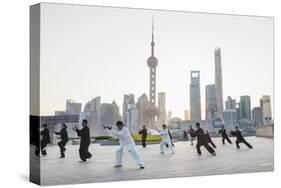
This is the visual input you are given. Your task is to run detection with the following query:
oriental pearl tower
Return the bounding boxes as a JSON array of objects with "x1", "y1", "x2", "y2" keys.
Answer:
[{"x1": 145, "y1": 17, "x2": 158, "y2": 128}]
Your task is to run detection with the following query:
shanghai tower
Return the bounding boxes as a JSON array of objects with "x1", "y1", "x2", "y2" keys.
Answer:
[{"x1": 214, "y1": 47, "x2": 224, "y2": 117}]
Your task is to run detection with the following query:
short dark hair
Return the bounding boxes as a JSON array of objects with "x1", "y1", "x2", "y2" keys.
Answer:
[
  {"x1": 82, "y1": 119, "x2": 88, "y2": 124},
  {"x1": 235, "y1": 126, "x2": 239, "y2": 129},
  {"x1": 116, "y1": 121, "x2": 123, "y2": 126},
  {"x1": 43, "y1": 124, "x2": 48, "y2": 127},
  {"x1": 62, "y1": 123, "x2": 67, "y2": 128},
  {"x1": 195, "y1": 122, "x2": 200, "y2": 127}
]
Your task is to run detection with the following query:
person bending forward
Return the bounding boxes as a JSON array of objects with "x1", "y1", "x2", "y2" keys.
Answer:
[{"x1": 231, "y1": 126, "x2": 253, "y2": 149}]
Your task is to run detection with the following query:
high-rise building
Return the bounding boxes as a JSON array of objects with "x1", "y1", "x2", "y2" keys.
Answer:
[
  {"x1": 123, "y1": 94, "x2": 135, "y2": 123},
  {"x1": 136, "y1": 93, "x2": 149, "y2": 127},
  {"x1": 214, "y1": 47, "x2": 224, "y2": 117},
  {"x1": 184, "y1": 110, "x2": 190, "y2": 120},
  {"x1": 223, "y1": 109, "x2": 238, "y2": 129},
  {"x1": 144, "y1": 18, "x2": 158, "y2": 128},
  {"x1": 190, "y1": 70, "x2": 201, "y2": 121},
  {"x1": 240, "y1": 96, "x2": 251, "y2": 120},
  {"x1": 84, "y1": 96, "x2": 101, "y2": 136},
  {"x1": 225, "y1": 96, "x2": 236, "y2": 110},
  {"x1": 125, "y1": 104, "x2": 139, "y2": 134},
  {"x1": 66, "y1": 99, "x2": 81, "y2": 115},
  {"x1": 157, "y1": 92, "x2": 167, "y2": 126},
  {"x1": 260, "y1": 95, "x2": 272, "y2": 125},
  {"x1": 252, "y1": 107, "x2": 263, "y2": 127},
  {"x1": 205, "y1": 84, "x2": 217, "y2": 120},
  {"x1": 100, "y1": 101, "x2": 122, "y2": 131}
]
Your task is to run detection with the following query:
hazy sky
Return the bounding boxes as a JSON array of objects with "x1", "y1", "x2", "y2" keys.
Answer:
[{"x1": 40, "y1": 3, "x2": 274, "y2": 118}]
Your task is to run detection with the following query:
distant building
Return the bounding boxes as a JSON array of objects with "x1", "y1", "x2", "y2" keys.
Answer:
[
  {"x1": 223, "y1": 109, "x2": 238, "y2": 129},
  {"x1": 125, "y1": 104, "x2": 139, "y2": 134},
  {"x1": 212, "y1": 116, "x2": 225, "y2": 129},
  {"x1": 83, "y1": 96, "x2": 102, "y2": 136},
  {"x1": 214, "y1": 47, "x2": 224, "y2": 117},
  {"x1": 123, "y1": 94, "x2": 135, "y2": 123},
  {"x1": 190, "y1": 70, "x2": 201, "y2": 121},
  {"x1": 205, "y1": 84, "x2": 217, "y2": 120},
  {"x1": 240, "y1": 96, "x2": 251, "y2": 120},
  {"x1": 157, "y1": 92, "x2": 167, "y2": 127},
  {"x1": 55, "y1": 99, "x2": 81, "y2": 116},
  {"x1": 136, "y1": 93, "x2": 149, "y2": 127},
  {"x1": 184, "y1": 110, "x2": 190, "y2": 120},
  {"x1": 252, "y1": 107, "x2": 263, "y2": 127},
  {"x1": 66, "y1": 99, "x2": 81, "y2": 115},
  {"x1": 225, "y1": 96, "x2": 236, "y2": 110},
  {"x1": 260, "y1": 95, "x2": 272, "y2": 125},
  {"x1": 99, "y1": 101, "x2": 122, "y2": 135}
]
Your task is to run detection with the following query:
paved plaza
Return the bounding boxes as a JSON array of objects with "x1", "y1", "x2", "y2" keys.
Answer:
[{"x1": 40, "y1": 137, "x2": 273, "y2": 185}]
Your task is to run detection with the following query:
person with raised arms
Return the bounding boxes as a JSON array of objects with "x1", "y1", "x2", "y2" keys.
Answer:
[{"x1": 103, "y1": 121, "x2": 145, "y2": 169}]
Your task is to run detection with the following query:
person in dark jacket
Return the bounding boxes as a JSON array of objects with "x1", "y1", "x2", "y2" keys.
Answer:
[
  {"x1": 138, "y1": 125, "x2": 148, "y2": 148},
  {"x1": 73, "y1": 119, "x2": 92, "y2": 162},
  {"x1": 54, "y1": 123, "x2": 69, "y2": 158},
  {"x1": 231, "y1": 126, "x2": 253, "y2": 149},
  {"x1": 218, "y1": 125, "x2": 232, "y2": 145},
  {"x1": 41, "y1": 124, "x2": 50, "y2": 156},
  {"x1": 205, "y1": 130, "x2": 216, "y2": 148},
  {"x1": 190, "y1": 123, "x2": 216, "y2": 156}
]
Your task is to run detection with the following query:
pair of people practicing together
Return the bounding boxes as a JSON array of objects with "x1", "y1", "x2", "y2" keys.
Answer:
[{"x1": 218, "y1": 125, "x2": 253, "y2": 149}]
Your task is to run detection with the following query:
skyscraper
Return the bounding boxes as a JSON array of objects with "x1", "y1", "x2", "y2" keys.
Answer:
[
  {"x1": 240, "y1": 96, "x2": 251, "y2": 120},
  {"x1": 260, "y1": 95, "x2": 272, "y2": 125},
  {"x1": 136, "y1": 93, "x2": 149, "y2": 127},
  {"x1": 223, "y1": 109, "x2": 238, "y2": 129},
  {"x1": 123, "y1": 94, "x2": 135, "y2": 123},
  {"x1": 205, "y1": 84, "x2": 217, "y2": 120},
  {"x1": 225, "y1": 96, "x2": 236, "y2": 110},
  {"x1": 157, "y1": 92, "x2": 167, "y2": 126},
  {"x1": 66, "y1": 99, "x2": 81, "y2": 115},
  {"x1": 125, "y1": 104, "x2": 139, "y2": 134},
  {"x1": 214, "y1": 47, "x2": 224, "y2": 117},
  {"x1": 252, "y1": 107, "x2": 263, "y2": 127},
  {"x1": 190, "y1": 70, "x2": 201, "y2": 121}
]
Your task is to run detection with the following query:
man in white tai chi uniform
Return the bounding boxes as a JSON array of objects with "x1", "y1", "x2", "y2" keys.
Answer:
[
  {"x1": 158, "y1": 124, "x2": 175, "y2": 154},
  {"x1": 103, "y1": 121, "x2": 145, "y2": 169}
]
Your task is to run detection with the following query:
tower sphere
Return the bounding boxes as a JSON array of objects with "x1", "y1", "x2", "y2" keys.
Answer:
[{"x1": 147, "y1": 56, "x2": 158, "y2": 67}]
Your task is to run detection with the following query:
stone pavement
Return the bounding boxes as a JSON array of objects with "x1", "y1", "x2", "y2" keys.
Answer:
[{"x1": 40, "y1": 137, "x2": 273, "y2": 185}]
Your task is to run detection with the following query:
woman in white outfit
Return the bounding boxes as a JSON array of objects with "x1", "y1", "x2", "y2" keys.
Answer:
[
  {"x1": 103, "y1": 121, "x2": 145, "y2": 169},
  {"x1": 158, "y1": 124, "x2": 175, "y2": 154}
]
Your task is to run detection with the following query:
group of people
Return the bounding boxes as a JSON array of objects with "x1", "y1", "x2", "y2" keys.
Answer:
[{"x1": 38, "y1": 120, "x2": 253, "y2": 170}]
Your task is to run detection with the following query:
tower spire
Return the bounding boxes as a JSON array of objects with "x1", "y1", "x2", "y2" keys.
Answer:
[{"x1": 151, "y1": 16, "x2": 155, "y2": 56}]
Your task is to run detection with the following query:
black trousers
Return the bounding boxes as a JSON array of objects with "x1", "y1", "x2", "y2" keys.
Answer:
[
  {"x1": 222, "y1": 136, "x2": 232, "y2": 144},
  {"x1": 236, "y1": 139, "x2": 253, "y2": 149},
  {"x1": 41, "y1": 141, "x2": 48, "y2": 155},
  {"x1": 141, "y1": 137, "x2": 147, "y2": 148},
  {"x1": 79, "y1": 143, "x2": 92, "y2": 161},
  {"x1": 196, "y1": 142, "x2": 215, "y2": 155},
  {"x1": 58, "y1": 140, "x2": 68, "y2": 157},
  {"x1": 208, "y1": 141, "x2": 216, "y2": 148}
]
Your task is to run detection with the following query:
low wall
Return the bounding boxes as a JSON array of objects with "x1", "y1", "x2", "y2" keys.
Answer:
[{"x1": 256, "y1": 124, "x2": 274, "y2": 138}]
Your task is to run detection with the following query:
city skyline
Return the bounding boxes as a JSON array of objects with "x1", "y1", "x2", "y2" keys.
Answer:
[{"x1": 39, "y1": 3, "x2": 274, "y2": 118}]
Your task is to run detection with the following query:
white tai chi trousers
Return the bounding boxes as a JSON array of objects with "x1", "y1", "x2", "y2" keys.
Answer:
[
  {"x1": 160, "y1": 141, "x2": 175, "y2": 153},
  {"x1": 115, "y1": 144, "x2": 144, "y2": 166}
]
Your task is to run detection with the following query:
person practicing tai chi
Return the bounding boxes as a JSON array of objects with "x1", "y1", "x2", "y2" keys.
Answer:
[
  {"x1": 138, "y1": 125, "x2": 148, "y2": 148},
  {"x1": 73, "y1": 119, "x2": 92, "y2": 162},
  {"x1": 230, "y1": 126, "x2": 253, "y2": 149},
  {"x1": 103, "y1": 121, "x2": 145, "y2": 169},
  {"x1": 54, "y1": 123, "x2": 69, "y2": 158},
  {"x1": 190, "y1": 123, "x2": 216, "y2": 156},
  {"x1": 205, "y1": 130, "x2": 216, "y2": 149},
  {"x1": 41, "y1": 124, "x2": 50, "y2": 156},
  {"x1": 218, "y1": 125, "x2": 232, "y2": 145},
  {"x1": 158, "y1": 124, "x2": 175, "y2": 154},
  {"x1": 187, "y1": 125, "x2": 195, "y2": 145}
]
